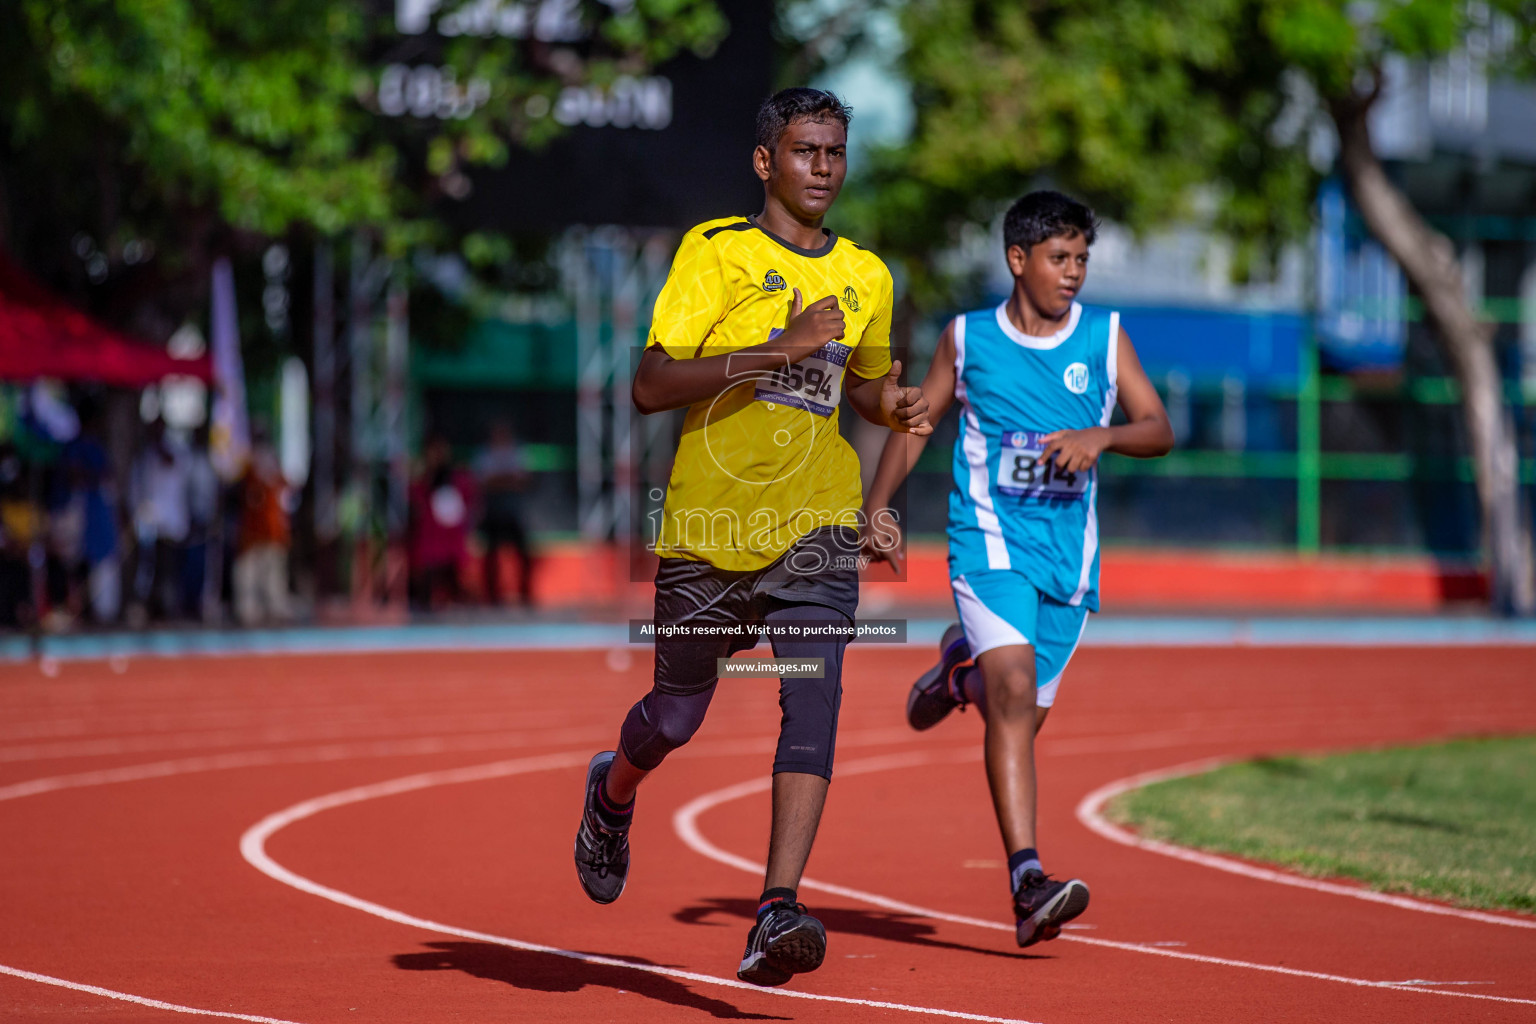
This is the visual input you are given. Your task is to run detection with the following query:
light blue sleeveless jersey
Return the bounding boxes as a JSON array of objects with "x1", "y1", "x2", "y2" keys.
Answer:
[{"x1": 946, "y1": 302, "x2": 1120, "y2": 611}]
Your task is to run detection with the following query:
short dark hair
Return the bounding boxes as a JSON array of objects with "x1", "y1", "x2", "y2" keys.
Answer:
[
  {"x1": 1003, "y1": 191, "x2": 1099, "y2": 253},
  {"x1": 754, "y1": 88, "x2": 851, "y2": 152}
]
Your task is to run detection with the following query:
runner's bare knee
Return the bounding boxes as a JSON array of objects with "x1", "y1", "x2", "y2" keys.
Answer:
[{"x1": 983, "y1": 651, "x2": 1038, "y2": 720}]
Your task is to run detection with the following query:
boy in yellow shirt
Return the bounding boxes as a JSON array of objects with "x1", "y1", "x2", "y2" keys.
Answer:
[{"x1": 573, "y1": 87, "x2": 929, "y2": 986}]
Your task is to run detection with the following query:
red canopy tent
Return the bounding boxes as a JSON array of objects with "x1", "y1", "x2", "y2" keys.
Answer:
[{"x1": 0, "y1": 253, "x2": 212, "y2": 386}]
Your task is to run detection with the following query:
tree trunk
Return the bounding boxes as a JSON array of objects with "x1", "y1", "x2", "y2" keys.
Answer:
[{"x1": 1330, "y1": 86, "x2": 1535, "y2": 615}]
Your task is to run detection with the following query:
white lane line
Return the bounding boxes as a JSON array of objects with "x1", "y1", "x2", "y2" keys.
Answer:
[
  {"x1": 0, "y1": 725, "x2": 921, "y2": 805},
  {"x1": 0, "y1": 963, "x2": 309, "y2": 1023},
  {"x1": 0, "y1": 714, "x2": 592, "y2": 764},
  {"x1": 1075, "y1": 759, "x2": 1536, "y2": 930},
  {"x1": 0, "y1": 727, "x2": 907, "y2": 1022},
  {"x1": 671, "y1": 750, "x2": 1536, "y2": 1009},
  {"x1": 0, "y1": 734, "x2": 612, "y2": 802},
  {"x1": 0, "y1": 705, "x2": 579, "y2": 744},
  {"x1": 238, "y1": 751, "x2": 1045, "y2": 1024},
  {"x1": 10, "y1": 728, "x2": 1527, "y2": 1015}
]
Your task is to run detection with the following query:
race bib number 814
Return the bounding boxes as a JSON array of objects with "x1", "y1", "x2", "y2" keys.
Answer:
[{"x1": 996, "y1": 429, "x2": 1089, "y2": 499}]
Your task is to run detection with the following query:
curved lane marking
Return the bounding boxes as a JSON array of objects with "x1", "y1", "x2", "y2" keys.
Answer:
[
  {"x1": 0, "y1": 725, "x2": 920, "y2": 805},
  {"x1": 8, "y1": 727, "x2": 1531, "y2": 1017},
  {"x1": 0, "y1": 963, "x2": 309, "y2": 1023},
  {"x1": 238, "y1": 750, "x2": 1045, "y2": 1024},
  {"x1": 1075, "y1": 758, "x2": 1536, "y2": 930},
  {"x1": 672, "y1": 749, "x2": 1536, "y2": 1009},
  {"x1": 0, "y1": 735, "x2": 611, "y2": 802},
  {"x1": 0, "y1": 730, "x2": 916, "y2": 1022},
  {"x1": 0, "y1": 719, "x2": 603, "y2": 764}
]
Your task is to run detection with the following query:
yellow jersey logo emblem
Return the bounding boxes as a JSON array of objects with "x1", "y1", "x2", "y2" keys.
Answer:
[
  {"x1": 763, "y1": 269, "x2": 787, "y2": 292},
  {"x1": 842, "y1": 286, "x2": 860, "y2": 312}
]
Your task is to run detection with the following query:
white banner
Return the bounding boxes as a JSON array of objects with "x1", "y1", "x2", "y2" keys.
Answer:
[{"x1": 209, "y1": 257, "x2": 250, "y2": 481}]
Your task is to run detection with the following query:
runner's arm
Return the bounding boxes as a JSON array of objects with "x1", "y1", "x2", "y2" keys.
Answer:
[
  {"x1": 632, "y1": 291, "x2": 846, "y2": 414},
  {"x1": 843, "y1": 271, "x2": 928, "y2": 432},
  {"x1": 1040, "y1": 327, "x2": 1174, "y2": 472},
  {"x1": 844, "y1": 360, "x2": 931, "y2": 434},
  {"x1": 1106, "y1": 327, "x2": 1175, "y2": 457},
  {"x1": 860, "y1": 322, "x2": 960, "y2": 571}
]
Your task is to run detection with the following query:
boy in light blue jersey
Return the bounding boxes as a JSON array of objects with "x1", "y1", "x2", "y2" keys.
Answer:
[{"x1": 863, "y1": 191, "x2": 1174, "y2": 947}]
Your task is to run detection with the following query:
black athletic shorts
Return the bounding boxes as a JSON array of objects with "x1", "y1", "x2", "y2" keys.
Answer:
[{"x1": 651, "y1": 525, "x2": 860, "y2": 696}]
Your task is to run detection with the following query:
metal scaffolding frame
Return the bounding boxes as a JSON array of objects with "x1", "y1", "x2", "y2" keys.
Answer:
[
  {"x1": 309, "y1": 227, "x2": 676, "y2": 606},
  {"x1": 308, "y1": 233, "x2": 410, "y2": 608},
  {"x1": 560, "y1": 227, "x2": 677, "y2": 587}
]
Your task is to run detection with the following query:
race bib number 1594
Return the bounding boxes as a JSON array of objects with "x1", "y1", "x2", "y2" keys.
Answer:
[{"x1": 753, "y1": 338, "x2": 850, "y2": 418}]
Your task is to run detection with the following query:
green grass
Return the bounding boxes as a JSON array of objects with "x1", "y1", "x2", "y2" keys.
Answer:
[{"x1": 1107, "y1": 736, "x2": 1536, "y2": 914}]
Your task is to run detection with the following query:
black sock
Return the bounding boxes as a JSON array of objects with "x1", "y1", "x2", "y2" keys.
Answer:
[
  {"x1": 758, "y1": 887, "x2": 797, "y2": 916},
  {"x1": 1008, "y1": 848, "x2": 1042, "y2": 891},
  {"x1": 591, "y1": 769, "x2": 634, "y2": 832}
]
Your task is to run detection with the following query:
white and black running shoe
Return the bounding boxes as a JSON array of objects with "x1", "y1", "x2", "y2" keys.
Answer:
[
  {"x1": 906, "y1": 623, "x2": 972, "y2": 731},
  {"x1": 1013, "y1": 869, "x2": 1090, "y2": 947},
  {"x1": 573, "y1": 751, "x2": 630, "y2": 905},
  {"x1": 737, "y1": 900, "x2": 827, "y2": 987}
]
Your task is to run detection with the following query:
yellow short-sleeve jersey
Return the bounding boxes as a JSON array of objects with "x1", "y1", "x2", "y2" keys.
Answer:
[{"x1": 648, "y1": 215, "x2": 894, "y2": 571}]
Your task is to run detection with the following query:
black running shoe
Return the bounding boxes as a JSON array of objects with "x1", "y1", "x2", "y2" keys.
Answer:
[
  {"x1": 1013, "y1": 869, "x2": 1090, "y2": 947},
  {"x1": 573, "y1": 751, "x2": 630, "y2": 905},
  {"x1": 906, "y1": 623, "x2": 971, "y2": 731},
  {"x1": 737, "y1": 900, "x2": 827, "y2": 987}
]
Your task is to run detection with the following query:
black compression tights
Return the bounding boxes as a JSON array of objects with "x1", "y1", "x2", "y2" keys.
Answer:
[{"x1": 618, "y1": 603, "x2": 848, "y2": 780}]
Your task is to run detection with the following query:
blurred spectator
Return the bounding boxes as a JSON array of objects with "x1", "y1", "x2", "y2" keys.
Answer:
[
  {"x1": 23, "y1": 383, "x2": 87, "y2": 629},
  {"x1": 409, "y1": 434, "x2": 476, "y2": 610},
  {"x1": 0, "y1": 446, "x2": 37, "y2": 627},
  {"x1": 39, "y1": 452, "x2": 80, "y2": 632},
  {"x1": 129, "y1": 419, "x2": 191, "y2": 622},
  {"x1": 475, "y1": 420, "x2": 536, "y2": 607},
  {"x1": 233, "y1": 430, "x2": 291, "y2": 626},
  {"x1": 183, "y1": 424, "x2": 221, "y2": 621},
  {"x1": 58, "y1": 423, "x2": 122, "y2": 624}
]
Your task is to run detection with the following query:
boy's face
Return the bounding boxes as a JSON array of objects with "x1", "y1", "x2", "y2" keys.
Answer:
[
  {"x1": 754, "y1": 116, "x2": 847, "y2": 222},
  {"x1": 1007, "y1": 231, "x2": 1089, "y2": 319}
]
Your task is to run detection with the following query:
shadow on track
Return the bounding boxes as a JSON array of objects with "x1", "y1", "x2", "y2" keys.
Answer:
[
  {"x1": 392, "y1": 941, "x2": 788, "y2": 1020},
  {"x1": 675, "y1": 898, "x2": 1048, "y2": 961}
]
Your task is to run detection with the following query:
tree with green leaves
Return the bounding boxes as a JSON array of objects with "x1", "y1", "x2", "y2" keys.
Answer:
[
  {"x1": 794, "y1": 0, "x2": 1536, "y2": 614},
  {"x1": 0, "y1": 0, "x2": 726, "y2": 336}
]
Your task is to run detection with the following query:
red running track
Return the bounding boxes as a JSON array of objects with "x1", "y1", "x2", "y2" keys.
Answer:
[{"x1": 1, "y1": 646, "x2": 1534, "y2": 1023}]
